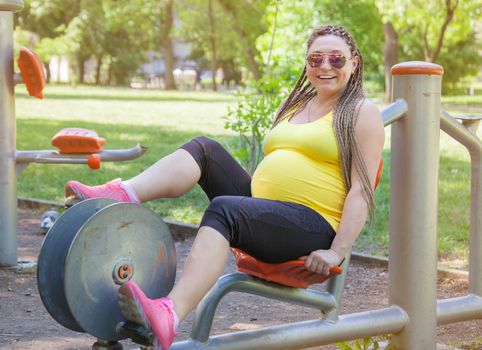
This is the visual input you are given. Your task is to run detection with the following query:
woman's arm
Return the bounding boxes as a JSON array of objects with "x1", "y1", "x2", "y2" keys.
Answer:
[{"x1": 303, "y1": 101, "x2": 385, "y2": 275}]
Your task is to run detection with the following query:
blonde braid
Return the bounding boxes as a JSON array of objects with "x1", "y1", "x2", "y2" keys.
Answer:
[{"x1": 273, "y1": 25, "x2": 375, "y2": 223}]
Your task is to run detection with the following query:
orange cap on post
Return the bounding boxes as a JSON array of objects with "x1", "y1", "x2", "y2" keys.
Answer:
[{"x1": 391, "y1": 61, "x2": 444, "y2": 76}]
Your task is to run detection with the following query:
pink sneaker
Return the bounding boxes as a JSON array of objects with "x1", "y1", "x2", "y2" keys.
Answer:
[
  {"x1": 118, "y1": 281, "x2": 178, "y2": 350},
  {"x1": 64, "y1": 178, "x2": 140, "y2": 203}
]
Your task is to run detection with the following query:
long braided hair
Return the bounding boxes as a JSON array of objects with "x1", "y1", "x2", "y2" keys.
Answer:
[{"x1": 272, "y1": 25, "x2": 375, "y2": 222}]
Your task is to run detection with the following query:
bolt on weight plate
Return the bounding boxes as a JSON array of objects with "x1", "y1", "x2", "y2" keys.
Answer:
[
  {"x1": 112, "y1": 258, "x2": 134, "y2": 285},
  {"x1": 63, "y1": 202, "x2": 176, "y2": 341},
  {"x1": 37, "y1": 198, "x2": 117, "y2": 332}
]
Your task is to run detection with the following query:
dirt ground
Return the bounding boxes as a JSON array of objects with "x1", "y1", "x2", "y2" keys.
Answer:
[{"x1": 0, "y1": 207, "x2": 481, "y2": 350}]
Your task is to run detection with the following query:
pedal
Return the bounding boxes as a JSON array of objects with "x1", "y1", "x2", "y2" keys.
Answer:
[{"x1": 116, "y1": 321, "x2": 154, "y2": 346}]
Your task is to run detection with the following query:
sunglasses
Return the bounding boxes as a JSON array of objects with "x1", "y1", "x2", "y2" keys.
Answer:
[{"x1": 306, "y1": 52, "x2": 350, "y2": 69}]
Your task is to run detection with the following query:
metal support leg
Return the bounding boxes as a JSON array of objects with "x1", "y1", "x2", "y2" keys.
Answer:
[
  {"x1": 92, "y1": 339, "x2": 122, "y2": 350},
  {"x1": 389, "y1": 62, "x2": 443, "y2": 349},
  {"x1": 324, "y1": 251, "x2": 351, "y2": 321},
  {"x1": 0, "y1": 6, "x2": 20, "y2": 267}
]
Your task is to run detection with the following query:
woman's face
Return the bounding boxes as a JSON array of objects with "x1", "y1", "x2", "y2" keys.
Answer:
[{"x1": 306, "y1": 35, "x2": 358, "y2": 97}]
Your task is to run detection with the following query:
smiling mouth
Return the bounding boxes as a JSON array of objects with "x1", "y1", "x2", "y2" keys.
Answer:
[{"x1": 317, "y1": 75, "x2": 336, "y2": 80}]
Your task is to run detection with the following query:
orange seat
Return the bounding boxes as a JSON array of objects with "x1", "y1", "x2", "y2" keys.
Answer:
[
  {"x1": 374, "y1": 158, "x2": 384, "y2": 191},
  {"x1": 233, "y1": 158, "x2": 384, "y2": 288},
  {"x1": 232, "y1": 249, "x2": 342, "y2": 288},
  {"x1": 17, "y1": 47, "x2": 46, "y2": 99},
  {"x1": 51, "y1": 128, "x2": 106, "y2": 154}
]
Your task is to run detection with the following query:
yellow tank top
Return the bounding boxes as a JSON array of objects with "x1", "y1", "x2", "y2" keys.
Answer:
[{"x1": 251, "y1": 110, "x2": 346, "y2": 231}]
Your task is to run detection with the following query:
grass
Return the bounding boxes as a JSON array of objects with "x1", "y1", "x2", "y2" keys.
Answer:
[
  {"x1": 16, "y1": 85, "x2": 238, "y2": 224},
  {"x1": 441, "y1": 95, "x2": 482, "y2": 107},
  {"x1": 15, "y1": 84, "x2": 481, "y2": 269}
]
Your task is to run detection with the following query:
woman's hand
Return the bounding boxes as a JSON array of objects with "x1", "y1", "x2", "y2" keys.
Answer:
[{"x1": 299, "y1": 249, "x2": 343, "y2": 275}]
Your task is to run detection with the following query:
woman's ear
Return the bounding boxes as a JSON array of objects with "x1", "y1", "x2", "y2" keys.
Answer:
[{"x1": 351, "y1": 56, "x2": 359, "y2": 73}]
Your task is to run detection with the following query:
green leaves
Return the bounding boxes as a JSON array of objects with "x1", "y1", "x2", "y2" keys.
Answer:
[
  {"x1": 376, "y1": 0, "x2": 482, "y2": 90},
  {"x1": 336, "y1": 335, "x2": 391, "y2": 350},
  {"x1": 223, "y1": 73, "x2": 293, "y2": 174}
]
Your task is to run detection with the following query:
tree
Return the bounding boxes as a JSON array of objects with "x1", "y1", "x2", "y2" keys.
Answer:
[
  {"x1": 177, "y1": 0, "x2": 268, "y2": 86},
  {"x1": 257, "y1": 0, "x2": 384, "y2": 87},
  {"x1": 15, "y1": 0, "x2": 82, "y2": 82},
  {"x1": 207, "y1": 0, "x2": 218, "y2": 90},
  {"x1": 383, "y1": 22, "x2": 398, "y2": 102},
  {"x1": 157, "y1": 0, "x2": 177, "y2": 90},
  {"x1": 216, "y1": 0, "x2": 267, "y2": 80},
  {"x1": 16, "y1": 0, "x2": 157, "y2": 85},
  {"x1": 376, "y1": 0, "x2": 482, "y2": 97}
]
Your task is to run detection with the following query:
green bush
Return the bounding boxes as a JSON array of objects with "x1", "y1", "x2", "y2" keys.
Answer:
[{"x1": 223, "y1": 73, "x2": 293, "y2": 174}]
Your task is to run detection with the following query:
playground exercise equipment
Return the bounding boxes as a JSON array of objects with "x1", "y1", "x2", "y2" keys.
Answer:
[
  {"x1": 0, "y1": 2, "x2": 147, "y2": 267},
  {"x1": 37, "y1": 199, "x2": 176, "y2": 343},
  {"x1": 34, "y1": 61, "x2": 482, "y2": 350},
  {"x1": 3, "y1": 3, "x2": 482, "y2": 350}
]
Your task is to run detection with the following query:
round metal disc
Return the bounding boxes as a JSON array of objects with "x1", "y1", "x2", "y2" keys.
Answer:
[
  {"x1": 63, "y1": 202, "x2": 176, "y2": 341},
  {"x1": 37, "y1": 198, "x2": 116, "y2": 332}
]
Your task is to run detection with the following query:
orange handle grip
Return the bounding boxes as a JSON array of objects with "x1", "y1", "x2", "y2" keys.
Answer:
[
  {"x1": 330, "y1": 266, "x2": 343, "y2": 275},
  {"x1": 87, "y1": 154, "x2": 101, "y2": 170}
]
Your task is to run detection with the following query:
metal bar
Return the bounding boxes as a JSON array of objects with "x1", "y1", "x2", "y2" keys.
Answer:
[
  {"x1": 381, "y1": 98, "x2": 408, "y2": 126},
  {"x1": 0, "y1": 10, "x2": 17, "y2": 266},
  {"x1": 190, "y1": 273, "x2": 337, "y2": 343},
  {"x1": 389, "y1": 63, "x2": 443, "y2": 349},
  {"x1": 440, "y1": 110, "x2": 482, "y2": 295},
  {"x1": 15, "y1": 144, "x2": 148, "y2": 163},
  {"x1": 324, "y1": 251, "x2": 351, "y2": 321},
  {"x1": 437, "y1": 295, "x2": 482, "y2": 325},
  {"x1": 454, "y1": 115, "x2": 482, "y2": 135},
  {"x1": 173, "y1": 306, "x2": 408, "y2": 350}
]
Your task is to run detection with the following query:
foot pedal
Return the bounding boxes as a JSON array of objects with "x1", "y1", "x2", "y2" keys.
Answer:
[
  {"x1": 51, "y1": 128, "x2": 106, "y2": 154},
  {"x1": 116, "y1": 321, "x2": 154, "y2": 346}
]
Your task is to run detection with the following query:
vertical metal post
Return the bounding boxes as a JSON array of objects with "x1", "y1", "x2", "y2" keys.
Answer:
[
  {"x1": 324, "y1": 251, "x2": 351, "y2": 321},
  {"x1": 440, "y1": 111, "x2": 482, "y2": 296},
  {"x1": 389, "y1": 62, "x2": 444, "y2": 349},
  {"x1": 0, "y1": 1, "x2": 23, "y2": 267}
]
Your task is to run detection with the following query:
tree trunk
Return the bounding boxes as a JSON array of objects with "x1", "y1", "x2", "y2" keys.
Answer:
[
  {"x1": 208, "y1": 0, "x2": 217, "y2": 91},
  {"x1": 426, "y1": 0, "x2": 458, "y2": 62},
  {"x1": 108, "y1": 62, "x2": 113, "y2": 85},
  {"x1": 160, "y1": 0, "x2": 177, "y2": 90},
  {"x1": 77, "y1": 55, "x2": 85, "y2": 84},
  {"x1": 217, "y1": 0, "x2": 262, "y2": 80},
  {"x1": 43, "y1": 61, "x2": 51, "y2": 83},
  {"x1": 95, "y1": 55, "x2": 103, "y2": 85},
  {"x1": 383, "y1": 22, "x2": 398, "y2": 103}
]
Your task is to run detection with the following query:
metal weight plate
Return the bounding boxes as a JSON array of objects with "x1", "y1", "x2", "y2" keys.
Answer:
[
  {"x1": 37, "y1": 198, "x2": 116, "y2": 332},
  {"x1": 63, "y1": 202, "x2": 176, "y2": 341}
]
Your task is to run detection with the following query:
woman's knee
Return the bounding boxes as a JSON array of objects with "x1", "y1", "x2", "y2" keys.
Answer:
[
  {"x1": 201, "y1": 196, "x2": 242, "y2": 243},
  {"x1": 191, "y1": 136, "x2": 224, "y2": 154},
  {"x1": 207, "y1": 196, "x2": 242, "y2": 214}
]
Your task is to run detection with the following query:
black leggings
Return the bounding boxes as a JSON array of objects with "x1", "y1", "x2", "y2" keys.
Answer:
[{"x1": 180, "y1": 136, "x2": 336, "y2": 264}]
